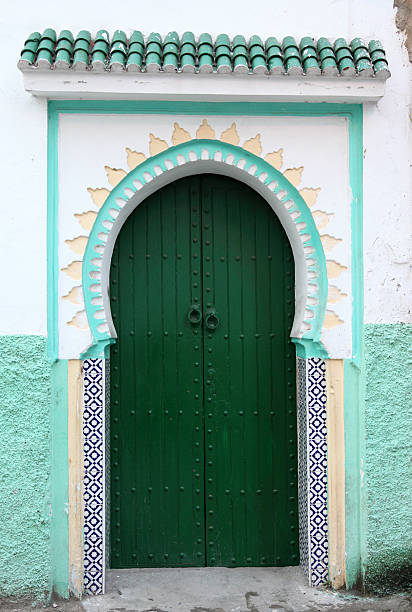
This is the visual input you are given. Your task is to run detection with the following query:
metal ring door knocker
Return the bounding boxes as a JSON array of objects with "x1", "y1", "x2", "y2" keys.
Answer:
[
  {"x1": 205, "y1": 309, "x2": 219, "y2": 331},
  {"x1": 187, "y1": 304, "x2": 202, "y2": 324}
]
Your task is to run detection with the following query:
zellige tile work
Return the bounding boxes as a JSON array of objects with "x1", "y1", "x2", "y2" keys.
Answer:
[
  {"x1": 297, "y1": 357, "x2": 329, "y2": 586},
  {"x1": 83, "y1": 358, "x2": 106, "y2": 595}
]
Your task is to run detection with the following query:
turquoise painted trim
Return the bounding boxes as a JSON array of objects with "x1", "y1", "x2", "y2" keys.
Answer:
[
  {"x1": 344, "y1": 105, "x2": 363, "y2": 588},
  {"x1": 47, "y1": 108, "x2": 59, "y2": 363},
  {"x1": 48, "y1": 100, "x2": 361, "y2": 117},
  {"x1": 50, "y1": 359, "x2": 69, "y2": 598},
  {"x1": 80, "y1": 337, "x2": 115, "y2": 360},
  {"x1": 81, "y1": 139, "x2": 328, "y2": 354},
  {"x1": 348, "y1": 106, "x2": 363, "y2": 364},
  {"x1": 344, "y1": 357, "x2": 363, "y2": 589},
  {"x1": 293, "y1": 337, "x2": 328, "y2": 359}
]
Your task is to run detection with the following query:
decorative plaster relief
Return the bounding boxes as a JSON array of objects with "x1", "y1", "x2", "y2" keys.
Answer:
[
  {"x1": 65, "y1": 236, "x2": 88, "y2": 255},
  {"x1": 172, "y1": 122, "x2": 191, "y2": 145},
  {"x1": 196, "y1": 119, "x2": 215, "y2": 139},
  {"x1": 125, "y1": 148, "x2": 146, "y2": 170},
  {"x1": 220, "y1": 122, "x2": 240, "y2": 145},
  {"x1": 149, "y1": 133, "x2": 168, "y2": 155},
  {"x1": 87, "y1": 188, "x2": 110, "y2": 208},
  {"x1": 104, "y1": 166, "x2": 126, "y2": 187},
  {"x1": 74, "y1": 211, "x2": 98, "y2": 232},
  {"x1": 58, "y1": 114, "x2": 352, "y2": 359}
]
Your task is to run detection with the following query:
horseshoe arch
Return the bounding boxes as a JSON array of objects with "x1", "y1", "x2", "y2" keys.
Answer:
[{"x1": 81, "y1": 139, "x2": 328, "y2": 358}]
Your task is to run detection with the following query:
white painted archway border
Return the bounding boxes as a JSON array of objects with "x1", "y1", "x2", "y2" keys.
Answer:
[{"x1": 81, "y1": 139, "x2": 328, "y2": 358}]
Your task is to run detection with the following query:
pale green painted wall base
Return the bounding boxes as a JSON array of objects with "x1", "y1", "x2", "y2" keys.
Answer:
[
  {"x1": 0, "y1": 336, "x2": 51, "y2": 599},
  {"x1": 362, "y1": 323, "x2": 412, "y2": 593}
]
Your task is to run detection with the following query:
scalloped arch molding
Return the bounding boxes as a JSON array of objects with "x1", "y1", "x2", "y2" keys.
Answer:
[{"x1": 82, "y1": 139, "x2": 328, "y2": 358}]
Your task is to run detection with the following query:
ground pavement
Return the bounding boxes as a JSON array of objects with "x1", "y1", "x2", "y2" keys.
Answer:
[{"x1": 1, "y1": 567, "x2": 411, "y2": 612}]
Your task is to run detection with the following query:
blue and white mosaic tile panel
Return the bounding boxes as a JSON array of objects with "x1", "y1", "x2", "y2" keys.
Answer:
[
  {"x1": 297, "y1": 357, "x2": 329, "y2": 586},
  {"x1": 83, "y1": 358, "x2": 106, "y2": 595}
]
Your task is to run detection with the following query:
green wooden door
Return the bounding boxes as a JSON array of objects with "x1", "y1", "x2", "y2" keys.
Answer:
[{"x1": 110, "y1": 175, "x2": 298, "y2": 569}]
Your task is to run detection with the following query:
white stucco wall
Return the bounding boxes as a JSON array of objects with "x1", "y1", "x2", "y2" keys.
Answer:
[{"x1": 0, "y1": 0, "x2": 410, "y2": 335}]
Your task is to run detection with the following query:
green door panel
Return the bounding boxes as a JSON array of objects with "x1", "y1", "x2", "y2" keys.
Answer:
[
  {"x1": 110, "y1": 177, "x2": 205, "y2": 568},
  {"x1": 110, "y1": 174, "x2": 298, "y2": 569},
  {"x1": 201, "y1": 176, "x2": 298, "y2": 566}
]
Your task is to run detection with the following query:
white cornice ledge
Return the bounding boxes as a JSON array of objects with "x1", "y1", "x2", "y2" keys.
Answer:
[{"x1": 20, "y1": 71, "x2": 386, "y2": 102}]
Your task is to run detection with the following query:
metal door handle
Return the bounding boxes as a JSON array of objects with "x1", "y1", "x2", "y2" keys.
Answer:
[
  {"x1": 205, "y1": 311, "x2": 219, "y2": 330},
  {"x1": 187, "y1": 305, "x2": 202, "y2": 324}
]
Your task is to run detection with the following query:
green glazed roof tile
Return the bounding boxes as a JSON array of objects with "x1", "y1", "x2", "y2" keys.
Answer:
[
  {"x1": 282, "y1": 36, "x2": 298, "y2": 50},
  {"x1": 147, "y1": 32, "x2": 162, "y2": 44},
  {"x1": 265, "y1": 36, "x2": 280, "y2": 51},
  {"x1": 55, "y1": 48, "x2": 71, "y2": 69},
  {"x1": 129, "y1": 30, "x2": 144, "y2": 45},
  {"x1": 198, "y1": 32, "x2": 213, "y2": 45},
  {"x1": 198, "y1": 42, "x2": 214, "y2": 56},
  {"x1": 126, "y1": 52, "x2": 143, "y2": 72},
  {"x1": 58, "y1": 30, "x2": 74, "y2": 44},
  {"x1": 16, "y1": 30, "x2": 390, "y2": 80},
  {"x1": 74, "y1": 39, "x2": 90, "y2": 53},
  {"x1": 95, "y1": 30, "x2": 110, "y2": 42},
  {"x1": 76, "y1": 30, "x2": 91, "y2": 43},
  {"x1": 56, "y1": 39, "x2": 73, "y2": 53},
  {"x1": 112, "y1": 30, "x2": 127, "y2": 45},
  {"x1": 24, "y1": 31, "x2": 41, "y2": 44},
  {"x1": 72, "y1": 48, "x2": 89, "y2": 70},
  {"x1": 164, "y1": 31, "x2": 179, "y2": 45},
  {"x1": 268, "y1": 56, "x2": 285, "y2": 75},
  {"x1": 145, "y1": 51, "x2": 162, "y2": 72},
  {"x1": 198, "y1": 52, "x2": 213, "y2": 73},
  {"x1": 216, "y1": 55, "x2": 232, "y2": 73},
  {"x1": 22, "y1": 40, "x2": 39, "y2": 54},
  {"x1": 92, "y1": 51, "x2": 107, "y2": 71},
  {"x1": 110, "y1": 52, "x2": 126, "y2": 72},
  {"x1": 163, "y1": 53, "x2": 179, "y2": 72},
  {"x1": 181, "y1": 31, "x2": 195, "y2": 45},
  {"x1": 233, "y1": 55, "x2": 249, "y2": 74},
  {"x1": 233, "y1": 34, "x2": 247, "y2": 47},
  {"x1": 181, "y1": 42, "x2": 195, "y2": 55},
  {"x1": 42, "y1": 28, "x2": 56, "y2": 42},
  {"x1": 146, "y1": 41, "x2": 162, "y2": 55},
  {"x1": 216, "y1": 33, "x2": 230, "y2": 47},
  {"x1": 93, "y1": 40, "x2": 109, "y2": 54},
  {"x1": 181, "y1": 53, "x2": 196, "y2": 73},
  {"x1": 111, "y1": 41, "x2": 127, "y2": 55}
]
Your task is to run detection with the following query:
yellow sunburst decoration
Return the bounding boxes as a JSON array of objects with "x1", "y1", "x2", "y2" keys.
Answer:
[{"x1": 63, "y1": 118, "x2": 347, "y2": 331}]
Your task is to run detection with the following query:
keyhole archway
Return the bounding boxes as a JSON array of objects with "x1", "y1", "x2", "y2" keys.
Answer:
[
  {"x1": 81, "y1": 140, "x2": 328, "y2": 360},
  {"x1": 81, "y1": 140, "x2": 330, "y2": 594}
]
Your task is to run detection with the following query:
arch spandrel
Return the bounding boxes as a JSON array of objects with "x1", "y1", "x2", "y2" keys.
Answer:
[{"x1": 81, "y1": 140, "x2": 328, "y2": 359}]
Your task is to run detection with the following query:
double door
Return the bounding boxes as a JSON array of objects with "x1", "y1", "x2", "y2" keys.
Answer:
[{"x1": 110, "y1": 174, "x2": 298, "y2": 568}]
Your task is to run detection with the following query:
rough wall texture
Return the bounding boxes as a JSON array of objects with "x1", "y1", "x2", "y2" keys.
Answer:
[
  {"x1": 0, "y1": 336, "x2": 51, "y2": 598},
  {"x1": 394, "y1": 0, "x2": 412, "y2": 62},
  {"x1": 363, "y1": 324, "x2": 412, "y2": 593}
]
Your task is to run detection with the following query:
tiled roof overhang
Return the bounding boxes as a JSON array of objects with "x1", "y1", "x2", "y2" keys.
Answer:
[{"x1": 18, "y1": 29, "x2": 390, "y2": 102}]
